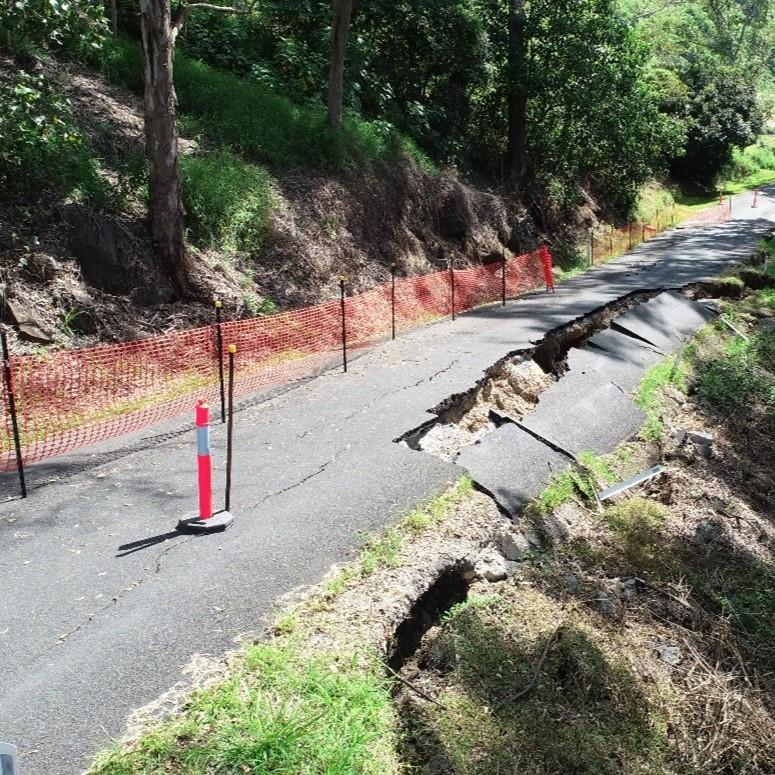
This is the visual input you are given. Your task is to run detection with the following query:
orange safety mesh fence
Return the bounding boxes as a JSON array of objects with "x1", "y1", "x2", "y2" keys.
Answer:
[
  {"x1": 590, "y1": 221, "x2": 661, "y2": 265},
  {"x1": 1, "y1": 248, "x2": 549, "y2": 472},
  {"x1": 587, "y1": 201, "x2": 732, "y2": 266},
  {"x1": 680, "y1": 201, "x2": 732, "y2": 226}
]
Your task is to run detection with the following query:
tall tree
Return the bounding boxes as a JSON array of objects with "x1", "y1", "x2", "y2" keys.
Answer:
[
  {"x1": 139, "y1": 0, "x2": 187, "y2": 293},
  {"x1": 506, "y1": 0, "x2": 527, "y2": 182},
  {"x1": 138, "y1": 0, "x2": 254, "y2": 295},
  {"x1": 328, "y1": 0, "x2": 354, "y2": 129}
]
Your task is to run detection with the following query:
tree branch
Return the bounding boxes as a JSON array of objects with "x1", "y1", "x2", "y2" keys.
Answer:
[
  {"x1": 495, "y1": 626, "x2": 561, "y2": 708},
  {"x1": 172, "y1": 0, "x2": 257, "y2": 35}
]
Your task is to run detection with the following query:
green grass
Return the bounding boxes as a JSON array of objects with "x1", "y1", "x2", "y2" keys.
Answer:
[
  {"x1": 635, "y1": 180, "x2": 678, "y2": 223},
  {"x1": 722, "y1": 137, "x2": 775, "y2": 192},
  {"x1": 97, "y1": 37, "x2": 434, "y2": 172},
  {"x1": 180, "y1": 149, "x2": 275, "y2": 252},
  {"x1": 401, "y1": 476, "x2": 473, "y2": 532},
  {"x1": 89, "y1": 642, "x2": 401, "y2": 775},
  {"x1": 408, "y1": 587, "x2": 670, "y2": 775},
  {"x1": 527, "y1": 451, "x2": 618, "y2": 517},
  {"x1": 321, "y1": 477, "x2": 473, "y2": 601},
  {"x1": 634, "y1": 353, "x2": 691, "y2": 441},
  {"x1": 696, "y1": 329, "x2": 775, "y2": 422}
]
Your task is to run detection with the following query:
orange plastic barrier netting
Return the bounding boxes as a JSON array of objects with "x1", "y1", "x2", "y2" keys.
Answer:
[
  {"x1": 590, "y1": 222, "x2": 661, "y2": 264},
  {"x1": 681, "y1": 202, "x2": 731, "y2": 226},
  {"x1": 0, "y1": 249, "x2": 551, "y2": 472},
  {"x1": 589, "y1": 203, "x2": 732, "y2": 266}
]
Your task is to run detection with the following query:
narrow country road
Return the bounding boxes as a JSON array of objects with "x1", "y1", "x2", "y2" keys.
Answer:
[{"x1": 1, "y1": 189, "x2": 773, "y2": 774}]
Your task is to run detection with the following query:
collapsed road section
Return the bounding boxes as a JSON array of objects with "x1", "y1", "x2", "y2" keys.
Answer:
[{"x1": 397, "y1": 290, "x2": 717, "y2": 516}]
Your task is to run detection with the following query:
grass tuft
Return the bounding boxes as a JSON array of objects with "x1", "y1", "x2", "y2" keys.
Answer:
[
  {"x1": 96, "y1": 37, "x2": 433, "y2": 172},
  {"x1": 180, "y1": 149, "x2": 275, "y2": 252},
  {"x1": 89, "y1": 642, "x2": 401, "y2": 774},
  {"x1": 634, "y1": 354, "x2": 691, "y2": 441}
]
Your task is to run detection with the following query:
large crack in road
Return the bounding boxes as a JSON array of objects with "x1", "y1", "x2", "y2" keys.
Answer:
[{"x1": 1, "y1": 191, "x2": 771, "y2": 775}]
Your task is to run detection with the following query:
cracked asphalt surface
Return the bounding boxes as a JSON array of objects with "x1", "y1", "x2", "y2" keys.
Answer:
[{"x1": 1, "y1": 188, "x2": 773, "y2": 774}]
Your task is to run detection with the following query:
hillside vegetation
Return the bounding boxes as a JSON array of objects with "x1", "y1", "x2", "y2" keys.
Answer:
[{"x1": 0, "y1": 0, "x2": 774, "y2": 348}]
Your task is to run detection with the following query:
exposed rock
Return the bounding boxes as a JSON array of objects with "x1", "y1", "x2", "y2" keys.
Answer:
[
  {"x1": 697, "y1": 297, "x2": 723, "y2": 313},
  {"x1": 686, "y1": 430, "x2": 713, "y2": 447},
  {"x1": 493, "y1": 524, "x2": 531, "y2": 562},
  {"x1": 23, "y1": 253, "x2": 59, "y2": 283},
  {"x1": 522, "y1": 526, "x2": 542, "y2": 549},
  {"x1": 672, "y1": 429, "x2": 687, "y2": 445},
  {"x1": 562, "y1": 573, "x2": 579, "y2": 595},
  {"x1": 596, "y1": 593, "x2": 619, "y2": 618},
  {"x1": 473, "y1": 547, "x2": 508, "y2": 582},
  {"x1": 657, "y1": 644, "x2": 682, "y2": 665},
  {"x1": 5, "y1": 299, "x2": 53, "y2": 343},
  {"x1": 62, "y1": 204, "x2": 174, "y2": 305}
]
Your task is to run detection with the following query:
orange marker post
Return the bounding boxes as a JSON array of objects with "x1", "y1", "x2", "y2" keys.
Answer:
[
  {"x1": 196, "y1": 401, "x2": 213, "y2": 520},
  {"x1": 177, "y1": 399, "x2": 234, "y2": 533}
]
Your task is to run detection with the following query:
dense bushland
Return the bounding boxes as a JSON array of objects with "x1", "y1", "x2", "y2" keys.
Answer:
[{"x1": 0, "y1": 0, "x2": 774, "y2": 295}]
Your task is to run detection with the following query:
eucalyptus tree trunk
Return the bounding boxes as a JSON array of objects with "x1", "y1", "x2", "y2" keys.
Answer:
[
  {"x1": 327, "y1": 0, "x2": 354, "y2": 130},
  {"x1": 507, "y1": 0, "x2": 527, "y2": 183},
  {"x1": 139, "y1": 0, "x2": 189, "y2": 295}
]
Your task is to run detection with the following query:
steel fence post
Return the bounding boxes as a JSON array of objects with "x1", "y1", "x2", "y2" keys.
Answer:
[
  {"x1": 390, "y1": 262, "x2": 396, "y2": 340},
  {"x1": 449, "y1": 261, "x2": 456, "y2": 321},
  {"x1": 1, "y1": 330, "x2": 26, "y2": 498},
  {"x1": 501, "y1": 250, "x2": 507, "y2": 307},
  {"x1": 225, "y1": 344, "x2": 236, "y2": 513},
  {"x1": 339, "y1": 276, "x2": 348, "y2": 373},
  {"x1": 214, "y1": 300, "x2": 226, "y2": 424}
]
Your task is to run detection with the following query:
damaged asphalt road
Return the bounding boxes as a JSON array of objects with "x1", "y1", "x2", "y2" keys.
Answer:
[
  {"x1": 452, "y1": 291, "x2": 716, "y2": 516},
  {"x1": 1, "y1": 189, "x2": 773, "y2": 774}
]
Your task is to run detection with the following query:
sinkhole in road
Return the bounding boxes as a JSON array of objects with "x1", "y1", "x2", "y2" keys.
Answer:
[
  {"x1": 387, "y1": 560, "x2": 474, "y2": 672},
  {"x1": 395, "y1": 289, "x2": 662, "y2": 463}
]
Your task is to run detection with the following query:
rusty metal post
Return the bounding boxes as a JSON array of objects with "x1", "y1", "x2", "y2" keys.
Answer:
[
  {"x1": 390, "y1": 263, "x2": 396, "y2": 340},
  {"x1": 339, "y1": 276, "x2": 348, "y2": 373},
  {"x1": 214, "y1": 300, "x2": 226, "y2": 424},
  {"x1": 501, "y1": 250, "x2": 507, "y2": 307},
  {"x1": 1, "y1": 330, "x2": 26, "y2": 498},
  {"x1": 449, "y1": 261, "x2": 456, "y2": 321}
]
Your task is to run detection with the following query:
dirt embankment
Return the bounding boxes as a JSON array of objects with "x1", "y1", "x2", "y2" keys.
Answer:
[{"x1": 0, "y1": 56, "x2": 554, "y2": 354}]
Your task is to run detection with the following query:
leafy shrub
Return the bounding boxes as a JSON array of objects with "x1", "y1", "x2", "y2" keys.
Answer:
[
  {"x1": 697, "y1": 332, "x2": 775, "y2": 421},
  {"x1": 180, "y1": 150, "x2": 275, "y2": 252},
  {"x1": 97, "y1": 38, "x2": 431, "y2": 171},
  {"x1": 1, "y1": 0, "x2": 107, "y2": 56},
  {"x1": 0, "y1": 71, "x2": 107, "y2": 203},
  {"x1": 94, "y1": 36, "x2": 144, "y2": 93}
]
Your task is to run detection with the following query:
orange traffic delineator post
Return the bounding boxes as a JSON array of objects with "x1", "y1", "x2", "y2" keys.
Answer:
[{"x1": 178, "y1": 399, "x2": 234, "y2": 533}]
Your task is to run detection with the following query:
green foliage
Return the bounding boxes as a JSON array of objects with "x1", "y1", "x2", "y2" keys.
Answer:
[
  {"x1": 144, "y1": 0, "x2": 681, "y2": 213},
  {"x1": 529, "y1": 452, "x2": 615, "y2": 517},
  {"x1": 180, "y1": 150, "x2": 275, "y2": 253},
  {"x1": 697, "y1": 330, "x2": 775, "y2": 423},
  {"x1": 0, "y1": 71, "x2": 107, "y2": 203},
  {"x1": 671, "y1": 69, "x2": 763, "y2": 186},
  {"x1": 522, "y1": 0, "x2": 684, "y2": 213},
  {"x1": 635, "y1": 354, "x2": 690, "y2": 441},
  {"x1": 99, "y1": 38, "x2": 431, "y2": 172},
  {"x1": 89, "y1": 643, "x2": 400, "y2": 774},
  {"x1": 0, "y1": 0, "x2": 107, "y2": 55},
  {"x1": 723, "y1": 136, "x2": 775, "y2": 182}
]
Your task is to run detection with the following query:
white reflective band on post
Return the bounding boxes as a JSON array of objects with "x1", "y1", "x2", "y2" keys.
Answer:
[{"x1": 197, "y1": 424, "x2": 210, "y2": 456}]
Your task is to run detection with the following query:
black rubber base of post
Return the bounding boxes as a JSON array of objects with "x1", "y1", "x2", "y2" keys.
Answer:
[{"x1": 177, "y1": 511, "x2": 234, "y2": 534}]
